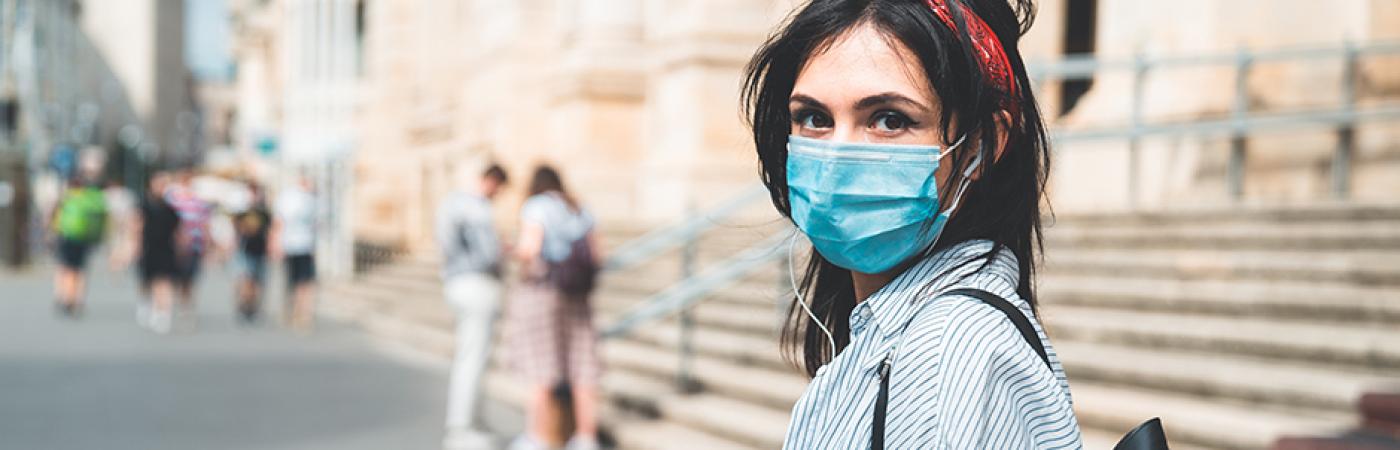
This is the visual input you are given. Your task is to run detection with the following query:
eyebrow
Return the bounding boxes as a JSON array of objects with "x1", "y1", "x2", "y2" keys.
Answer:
[
  {"x1": 855, "y1": 92, "x2": 929, "y2": 112},
  {"x1": 789, "y1": 94, "x2": 827, "y2": 110},
  {"x1": 788, "y1": 92, "x2": 931, "y2": 112}
]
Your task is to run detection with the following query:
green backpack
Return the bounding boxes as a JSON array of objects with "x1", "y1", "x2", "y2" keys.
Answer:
[{"x1": 55, "y1": 188, "x2": 107, "y2": 243}]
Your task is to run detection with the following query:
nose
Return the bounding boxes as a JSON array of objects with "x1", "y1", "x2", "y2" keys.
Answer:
[{"x1": 827, "y1": 125, "x2": 862, "y2": 144}]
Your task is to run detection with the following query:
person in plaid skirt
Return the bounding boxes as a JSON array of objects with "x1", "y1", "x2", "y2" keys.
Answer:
[{"x1": 504, "y1": 165, "x2": 602, "y2": 450}]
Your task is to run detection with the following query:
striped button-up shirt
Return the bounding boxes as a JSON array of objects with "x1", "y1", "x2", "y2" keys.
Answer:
[{"x1": 783, "y1": 240, "x2": 1083, "y2": 449}]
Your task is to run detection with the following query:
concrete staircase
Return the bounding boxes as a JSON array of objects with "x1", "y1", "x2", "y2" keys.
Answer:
[
  {"x1": 322, "y1": 204, "x2": 1400, "y2": 450},
  {"x1": 1038, "y1": 205, "x2": 1400, "y2": 450}
]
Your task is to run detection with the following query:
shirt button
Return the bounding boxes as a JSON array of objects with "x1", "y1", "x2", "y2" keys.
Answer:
[{"x1": 850, "y1": 305, "x2": 873, "y2": 335}]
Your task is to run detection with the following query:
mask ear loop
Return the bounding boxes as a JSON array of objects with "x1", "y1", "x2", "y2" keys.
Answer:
[
  {"x1": 788, "y1": 232, "x2": 837, "y2": 361},
  {"x1": 919, "y1": 150, "x2": 983, "y2": 255},
  {"x1": 943, "y1": 151, "x2": 982, "y2": 214}
]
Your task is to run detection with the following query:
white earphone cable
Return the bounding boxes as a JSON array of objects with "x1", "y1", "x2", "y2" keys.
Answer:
[{"x1": 788, "y1": 232, "x2": 837, "y2": 361}]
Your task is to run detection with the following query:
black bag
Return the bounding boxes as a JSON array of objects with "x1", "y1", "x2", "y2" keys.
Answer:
[
  {"x1": 547, "y1": 234, "x2": 598, "y2": 296},
  {"x1": 871, "y1": 288, "x2": 1168, "y2": 450}
]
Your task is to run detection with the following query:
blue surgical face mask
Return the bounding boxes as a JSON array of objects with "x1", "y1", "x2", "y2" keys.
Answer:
[{"x1": 785, "y1": 134, "x2": 978, "y2": 274}]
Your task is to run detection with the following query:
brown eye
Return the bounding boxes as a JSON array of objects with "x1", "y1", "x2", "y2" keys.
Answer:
[
  {"x1": 871, "y1": 110, "x2": 914, "y2": 132},
  {"x1": 793, "y1": 110, "x2": 834, "y2": 130}
]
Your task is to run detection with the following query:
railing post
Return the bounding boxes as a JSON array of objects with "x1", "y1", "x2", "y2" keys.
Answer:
[
  {"x1": 1228, "y1": 47, "x2": 1252, "y2": 201},
  {"x1": 1127, "y1": 52, "x2": 1147, "y2": 210},
  {"x1": 676, "y1": 199, "x2": 700, "y2": 393},
  {"x1": 1334, "y1": 41, "x2": 1358, "y2": 199}
]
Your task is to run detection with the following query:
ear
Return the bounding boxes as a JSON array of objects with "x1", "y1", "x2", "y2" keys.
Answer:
[
  {"x1": 992, "y1": 110, "x2": 1011, "y2": 163},
  {"x1": 968, "y1": 110, "x2": 1012, "y2": 181}
]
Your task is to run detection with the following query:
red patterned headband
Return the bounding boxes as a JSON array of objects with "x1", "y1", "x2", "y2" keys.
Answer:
[{"x1": 924, "y1": 0, "x2": 1019, "y2": 106}]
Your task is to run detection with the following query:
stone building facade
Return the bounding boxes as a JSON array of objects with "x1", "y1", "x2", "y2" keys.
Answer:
[{"x1": 233, "y1": 0, "x2": 1400, "y2": 251}]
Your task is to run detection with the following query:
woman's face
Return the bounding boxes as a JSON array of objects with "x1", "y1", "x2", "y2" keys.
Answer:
[
  {"x1": 790, "y1": 25, "x2": 940, "y2": 145},
  {"x1": 789, "y1": 23, "x2": 963, "y2": 207},
  {"x1": 789, "y1": 23, "x2": 959, "y2": 190}
]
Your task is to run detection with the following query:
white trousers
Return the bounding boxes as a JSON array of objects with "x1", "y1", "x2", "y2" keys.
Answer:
[{"x1": 443, "y1": 273, "x2": 503, "y2": 431}]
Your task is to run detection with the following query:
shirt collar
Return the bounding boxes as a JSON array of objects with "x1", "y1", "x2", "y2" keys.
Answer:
[{"x1": 858, "y1": 239, "x2": 1018, "y2": 340}]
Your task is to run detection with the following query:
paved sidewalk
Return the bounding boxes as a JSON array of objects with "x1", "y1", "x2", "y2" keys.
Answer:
[{"x1": 0, "y1": 259, "x2": 519, "y2": 450}]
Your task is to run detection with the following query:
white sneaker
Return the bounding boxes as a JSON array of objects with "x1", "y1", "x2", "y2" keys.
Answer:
[
  {"x1": 135, "y1": 304, "x2": 150, "y2": 328},
  {"x1": 443, "y1": 427, "x2": 494, "y2": 450},
  {"x1": 150, "y1": 310, "x2": 172, "y2": 335},
  {"x1": 564, "y1": 436, "x2": 600, "y2": 450},
  {"x1": 507, "y1": 435, "x2": 548, "y2": 450}
]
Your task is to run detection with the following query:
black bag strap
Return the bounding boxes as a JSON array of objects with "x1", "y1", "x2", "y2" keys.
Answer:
[
  {"x1": 943, "y1": 288, "x2": 1051, "y2": 371},
  {"x1": 872, "y1": 288, "x2": 1051, "y2": 450}
]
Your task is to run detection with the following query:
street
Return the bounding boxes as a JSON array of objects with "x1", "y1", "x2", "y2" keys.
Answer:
[{"x1": 0, "y1": 257, "x2": 516, "y2": 450}]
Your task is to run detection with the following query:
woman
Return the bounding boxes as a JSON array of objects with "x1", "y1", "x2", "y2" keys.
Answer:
[
  {"x1": 742, "y1": 0, "x2": 1082, "y2": 448},
  {"x1": 506, "y1": 165, "x2": 602, "y2": 450}
]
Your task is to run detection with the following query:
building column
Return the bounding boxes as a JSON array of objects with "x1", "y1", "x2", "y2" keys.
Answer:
[
  {"x1": 544, "y1": 0, "x2": 648, "y2": 227},
  {"x1": 637, "y1": 0, "x2": 777, "y2": 223}
]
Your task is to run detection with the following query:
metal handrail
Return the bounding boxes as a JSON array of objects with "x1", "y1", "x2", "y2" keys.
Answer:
[
  {"x1": 1029, "y1": 40, "x2": 1400, "y2": 203},
  {"x1": 597, "y1": 185, "x2": 784, "y2": 391},
  {"x1": 1027, "y1": 41, "x2": 1400, "y2": 80},
  {"x1": 1054, "y1": 105, "x2": 1400, "y2": 141},
  {"x1": 601, "y1": 231, "x2": 790, "y2": 339},
  {"x1": 602, "y1": 184, "x2": 768, "y2": 272}
]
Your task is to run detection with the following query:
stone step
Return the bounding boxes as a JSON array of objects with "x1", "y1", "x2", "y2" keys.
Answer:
[
  {"x1": 1039, "y1": 275, "x2": 1400, "y2": 323},
  {"x1": 608, "y1": 419, "x2": 759, "y2": 450},
  {"x1": 652, "y1": 392, "x2": 789, "y2": 450},
  {"x1": 1078, "y1": 429, "x2": 1221, "y2": 450},
  {"x1": 605, "y1": 257, "x2": 787, "y2": 289},
  {"x1": 1044, "y1": 220, "x2": 1400, "y2": 251},
  {"x1": 1057, "y1": 341, "x2": 1400, "y2": 412},
  {"x1": 1078, "y1": 429, "x2": 1215, "y2": 450},
  {"x1": 1042, "y1": 305, "x2": 1400, "y2": 369},
  {"x1": 1050, "y1": 203, "x2": 1400, "y2": 226},
  {"x1": 603, "y1": 339, "x2": 805, "y2": 411},
  {"x1": 595, "y1": 291, "x2": 784, "y2": 338},
  {"x1": 619, "y1": 321, "x2": 790, "y2": 372},
  {"x1": 599, "y1": 273, "x2": 786, "y2": 308},
  {"x1": 1043, "y1": 248, "x2": 1400, "y2": 286},
  {"x1": 332, "y1": 273, "x2": 787, "y2": 347},
  {"x1": 600, "y1": 369, "x2": 789, "y2": 450},
  {"x1": 1072, "y1": 381, "x2": 1354, "y2": 450}
]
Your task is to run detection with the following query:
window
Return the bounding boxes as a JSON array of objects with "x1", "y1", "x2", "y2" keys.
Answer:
[
  {"x1": 1059, "y1": 0, "x2": 1096, "y2": 116},
  {"x1": 354, "y1": 0, "x2": 366, "y2": 77}
]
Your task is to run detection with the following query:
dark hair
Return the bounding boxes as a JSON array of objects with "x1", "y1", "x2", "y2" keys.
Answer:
[
  {"x1": 482, "y1": 164, "x2": 509, "y2": 185},
  {"x1": 527, "y1": 164, "x2": 578, "y2": 210},
  {"x1": 742, "y1": 0, "x2": 1051, "y2": 376}
]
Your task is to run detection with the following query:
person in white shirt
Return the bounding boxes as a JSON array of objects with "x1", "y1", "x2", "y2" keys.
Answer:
[
  {"x1": 437, "y1": 163, "x2": 509, "y2": 449},
  {"x1": 270, "y1": 175, "x2": 318, "y2": 332}
]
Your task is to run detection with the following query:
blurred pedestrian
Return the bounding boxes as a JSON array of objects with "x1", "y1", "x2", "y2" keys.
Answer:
[
  {"x1": 135, "y1": 172, "x2": 179, "y2": 333},
  {"x1": 232, "y1": 182, "x2": 272, "y2": 325},
  {"x1": 166, "y1": 170, "x2": 214, "y2": 329},
  {"x1": 271, "y1": 174, "x2": 318, "y2": 333},
  {"x1": 505, "y1": 165, "x2": 602, "y2": 450},
  {"x1": 438, "y1": 163, "x2": 509, "y2": 449},
  {"x1": 102, "y1": 178, "x2": 138, "y2": 271},
  {"x1": 49, "y1": 176, "x2": 107, "y2": 317}
]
